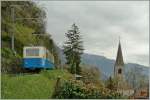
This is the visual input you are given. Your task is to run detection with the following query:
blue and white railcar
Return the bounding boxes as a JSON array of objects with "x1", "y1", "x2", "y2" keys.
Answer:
[{"x1": 23, "y1": 46, "x2": 54, "y2": 69}]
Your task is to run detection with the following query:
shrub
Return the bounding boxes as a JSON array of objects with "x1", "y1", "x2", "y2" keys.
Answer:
[
  {"x1": 52, "y1": 79, "x2": 89, "y2": 99},
  {"x1": 1, "y1": 48, "x2": 22, "y2": 73},
  {"x1": 52, "y1": 79, "x2": 124, "y2": 99}
]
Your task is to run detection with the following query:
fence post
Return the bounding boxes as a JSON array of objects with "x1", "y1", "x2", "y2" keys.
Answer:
[{"x1": 51, "y1": 76, "x2": 61, "y2": 98}]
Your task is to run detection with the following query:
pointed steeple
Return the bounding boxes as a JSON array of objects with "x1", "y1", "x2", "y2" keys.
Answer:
[{"x1": 115, "y1": 39, "x2": 124, "y2": 66}]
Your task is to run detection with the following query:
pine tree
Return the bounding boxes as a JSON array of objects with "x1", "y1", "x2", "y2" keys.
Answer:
[{"x1": 63, "y1": 23, "x2": 84, "y2": 74}]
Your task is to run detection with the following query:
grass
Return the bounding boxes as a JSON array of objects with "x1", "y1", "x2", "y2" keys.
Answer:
[{"x1": 1, "y1": 69, "x2": 73, "y2": 99}]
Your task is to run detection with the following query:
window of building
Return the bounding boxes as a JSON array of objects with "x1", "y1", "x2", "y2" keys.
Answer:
[{"x1": 118, "y1": 68, "x2": 122, "y2": 74}]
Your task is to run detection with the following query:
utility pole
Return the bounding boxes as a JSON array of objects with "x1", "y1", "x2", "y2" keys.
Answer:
[
  {"x1": 10, "y1": 4, "x2": 47, "y2": 54},
  {"x1": 11, "y1": 6, "x2": 16, "y2": 54}
]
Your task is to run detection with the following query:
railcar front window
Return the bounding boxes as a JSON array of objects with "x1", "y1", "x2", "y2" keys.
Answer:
[
  {"x1": 46, "y1": 50, "x2": 54, "y2": 63},
  {"x1": 26, "y1": 48, "x2": 39, "y2": 56}
]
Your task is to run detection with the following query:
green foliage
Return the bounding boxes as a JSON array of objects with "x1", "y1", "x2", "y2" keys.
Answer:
[
  {"x1": 105, "y1": 91, "x2": 124, "y2": 99},
  {"x1": 1, "y1": 1, "x2": 46, "y2": 34},
  {"x1": 105, "y1": 76, "x2": 118, "y2": 90},
  {"x1": 52, "y1": 79, "x2": 124, "y2": 99},
  {"x1": 63, "y1": 23, "x2": 84, "y2": 74},
  {"x1": 14, "y1": 23, "x2": 37, "y2": 54},
  {"x1": 14, "y1": 23, "x2": 35, "y2": 44},
  {"x1": 1, "y1": 1, "x2": 61, "y2": 71},
  {"x1": 1, "y1": 48, "x2": 22, "y2": 73}
]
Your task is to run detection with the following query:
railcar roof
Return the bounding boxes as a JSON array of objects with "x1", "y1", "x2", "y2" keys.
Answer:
[{"x1": 24, "y1": 46, "x2": 45, "y2": 48}]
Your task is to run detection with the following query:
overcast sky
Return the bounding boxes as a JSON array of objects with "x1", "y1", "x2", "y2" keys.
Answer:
[{"x1": 36, "y1": 1, "x2": 149, "y2": 66}]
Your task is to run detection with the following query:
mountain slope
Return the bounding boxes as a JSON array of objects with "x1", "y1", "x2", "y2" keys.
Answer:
[
  {"x1": 81, "y1": 53, "x2": 149, "y2": 79},
  {"x1": 58, "y1": 48, "x2": 149, "y2": 80}
]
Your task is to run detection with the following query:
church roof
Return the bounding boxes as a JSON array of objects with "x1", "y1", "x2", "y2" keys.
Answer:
[{"x1": 115, "y1": 41, "x2": 124, "y2": 66}]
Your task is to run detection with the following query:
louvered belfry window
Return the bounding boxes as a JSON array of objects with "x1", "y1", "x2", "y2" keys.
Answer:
[{"x1": 118, "y1": 68, "x2": 122, "y2": 74}]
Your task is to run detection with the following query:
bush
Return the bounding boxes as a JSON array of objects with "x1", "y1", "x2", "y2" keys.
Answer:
[
  {"x1": 52, "y1": 79, "x2": 124, "y2": 99},
  {"x1": 105, "y1": 90, "x2": 123, "y2": 99},
  {"x1": 52, "y1": 79, "x2": 89, "y2": 99},
  {"x1": 1, "y1": 48, "x2": 22, "y2": 73}
]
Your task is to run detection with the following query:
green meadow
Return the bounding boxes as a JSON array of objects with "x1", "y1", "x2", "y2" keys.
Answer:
[{"x1": 1, "y1": 69, "x2": 73, "y2": 99}]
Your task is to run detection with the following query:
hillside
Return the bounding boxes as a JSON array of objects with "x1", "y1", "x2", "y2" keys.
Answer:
[
  {"x1": 1, "y1": 69, "x2": 73, "y2": 99},
  {"x1": 1, "y1": 1, "x2": 60, "y2": 73},
  {"x1": 81, "y1": 53, "x2": 149, "y2": 79},
  {"x1": 58, "y1": 48, "x2": 149, "y2": 80}
]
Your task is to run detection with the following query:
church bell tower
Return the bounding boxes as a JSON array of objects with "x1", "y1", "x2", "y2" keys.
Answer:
[{"x1": 114, "y1": 39, "x2": 124, "y2": 81}]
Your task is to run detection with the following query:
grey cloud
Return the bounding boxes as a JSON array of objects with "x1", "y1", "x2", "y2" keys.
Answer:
[{"x1": 37, "y1": 1, "x2": 149, "y2": 66}]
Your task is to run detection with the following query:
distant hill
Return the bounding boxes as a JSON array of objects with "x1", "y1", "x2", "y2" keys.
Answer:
[
  {"x1": 57, "y1": 48, "x2": 149, "y2": 80},
  {"x1": 81, "y1": 53, "x2": 149, "y2": 80}
]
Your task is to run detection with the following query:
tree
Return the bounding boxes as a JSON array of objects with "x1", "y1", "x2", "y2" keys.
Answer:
[
  {"x1": 63, "y1": 23, "x2": 84, "y2": 74},
  {"x1": 81, "y1": 65, "x2": 101, "y2": 84},
  {"x1": 106, "y1": 76, "x2": 117, "y2": 91},
  {"x1": 125, "y1": 67, "x2": 149, "y2": 90}
]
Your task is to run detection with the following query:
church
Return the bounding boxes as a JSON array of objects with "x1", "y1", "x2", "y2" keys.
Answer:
[{"x1": 113, "y1": 39, "x2": 134, "y2": 96}]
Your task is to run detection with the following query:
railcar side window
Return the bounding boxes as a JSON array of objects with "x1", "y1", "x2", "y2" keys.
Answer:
[{"x1": 26, "y1": 48, "x2": 39, "y2": 56}]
